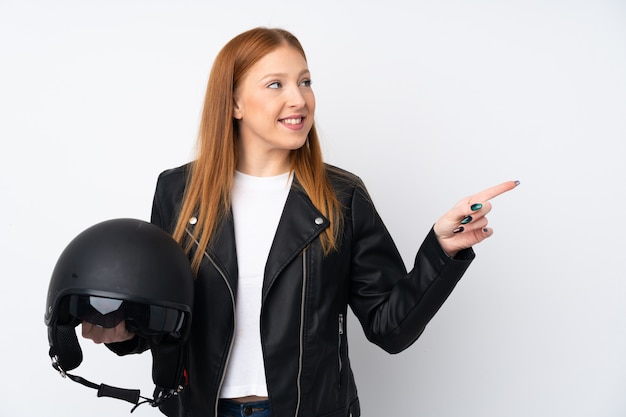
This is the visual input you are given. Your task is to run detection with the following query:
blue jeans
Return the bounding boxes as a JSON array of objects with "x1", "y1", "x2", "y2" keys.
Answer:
[{"x1": 217, "y1": 399, "x2": 271, "y2": 417}]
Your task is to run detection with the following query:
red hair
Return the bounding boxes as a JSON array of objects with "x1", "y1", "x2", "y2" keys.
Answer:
[{"x1": 172, "y1": 27, "x2": 342, "y2": 273}]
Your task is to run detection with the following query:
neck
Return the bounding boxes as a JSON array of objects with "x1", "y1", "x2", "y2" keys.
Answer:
[{"x1": 237, "y1": 147, "x2": 291, "y2": 177}]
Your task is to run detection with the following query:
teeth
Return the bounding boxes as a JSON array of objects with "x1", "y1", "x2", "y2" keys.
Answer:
[{"x1": 282, "y1": 118, "x2": 302, "y2": 125}]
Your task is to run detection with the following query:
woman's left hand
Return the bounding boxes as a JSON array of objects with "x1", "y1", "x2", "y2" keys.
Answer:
[{"x1": 433, "y1": 180, "x2": 519, "y2": 257}]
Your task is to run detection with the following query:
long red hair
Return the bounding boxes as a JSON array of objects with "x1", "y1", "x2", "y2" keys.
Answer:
[{"x1": 172, "y1": 27, "x2": 342, "y2": 273}]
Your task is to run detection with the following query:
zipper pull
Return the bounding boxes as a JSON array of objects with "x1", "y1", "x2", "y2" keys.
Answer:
[{"x1": 338, "y1": 313, "x2": 344, "y2": 335}]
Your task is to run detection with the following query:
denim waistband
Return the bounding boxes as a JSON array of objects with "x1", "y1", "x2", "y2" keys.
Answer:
[{"x1": 217, "y1": 399, "x2": 271, "y2": 417}]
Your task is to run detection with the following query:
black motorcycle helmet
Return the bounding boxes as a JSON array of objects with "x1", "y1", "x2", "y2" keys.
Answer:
[{"x1": 45, "y1": 218, "x2": 194, "y2": 410}]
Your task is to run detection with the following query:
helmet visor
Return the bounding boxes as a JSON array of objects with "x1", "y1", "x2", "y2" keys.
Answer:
[{"x1": 68, "y1": 295, "x2": 186, "y2": 336}]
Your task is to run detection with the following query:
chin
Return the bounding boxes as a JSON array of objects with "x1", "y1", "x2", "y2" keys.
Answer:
[{"x1": 291, "y1": 138, "x2": 309, "y2": 150}]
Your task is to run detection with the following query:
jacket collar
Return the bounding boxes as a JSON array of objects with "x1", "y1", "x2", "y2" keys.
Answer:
[
  {"x1": 262, "y1": 183, "x2": 329, "y2": 300},
  {"x1": 191, "y1": 178, "x2": 329, "y2": 300}
]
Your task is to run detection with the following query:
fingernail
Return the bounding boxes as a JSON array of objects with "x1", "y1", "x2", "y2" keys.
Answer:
[
  {"x1": 515, "y1": 180, "x2": 521, "y2": 186},
  {"x1": 460, "y1": 215, "x2": 473, "y2": 225},
  {"x1": 471, "y1": 203, "x2": 483, "y2": 211},
  {"x1": 453, "y1": 226, "x2": 464, "y2": 234},
  {"x1": 483, "y1": 228, "x2": 489, "y2": 233}
]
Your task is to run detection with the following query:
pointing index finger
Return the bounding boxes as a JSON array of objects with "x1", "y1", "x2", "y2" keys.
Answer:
[{"x1": 475, "y1": 180, "x2": 520, "y2": 202}]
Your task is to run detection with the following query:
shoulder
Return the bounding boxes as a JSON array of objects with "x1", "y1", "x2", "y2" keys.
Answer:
[
  {"x1": 153, "y1": 163, "x2": 192, "y2": 209},
  {"x1": 325, "y1": 164, "x2": 365, "y2": 190},
  {"x1": 324, "y1": 163, "x2": 370, "y2": 202},
  {"x1": 151, "y1": 162, "x2": 193, "y2": 231},
  {"x1": 157, "y1": 162, "x2": 192, "y2": 184},
  {"x1": 155, "y1": 162, "x2": 192, "y2": 195}
]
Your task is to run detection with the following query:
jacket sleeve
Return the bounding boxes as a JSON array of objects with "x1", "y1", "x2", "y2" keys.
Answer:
[
  {"x1": 105, "y1": 335, "x2": 149, "y2": 356},
  {"x1": 348, "y1": 181, "x2": 474, "y2": 354}
]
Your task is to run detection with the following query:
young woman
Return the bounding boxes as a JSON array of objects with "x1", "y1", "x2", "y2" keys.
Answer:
[{"x1": 83, "y1": 27, "x2": 518, "y2": 417}]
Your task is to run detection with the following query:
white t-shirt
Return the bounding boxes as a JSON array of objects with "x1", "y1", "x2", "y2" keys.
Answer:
[{"x1": 219, "y1": 170, "x2": 293, "y2": 398}]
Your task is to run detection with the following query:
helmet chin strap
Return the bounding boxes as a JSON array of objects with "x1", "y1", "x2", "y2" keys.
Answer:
[
  {"x1": 50, "y1": 352, "x2": 183, "y2": 413},
  {"x1": 49, "y1": 324, "x2": 184, "y2": 413}
]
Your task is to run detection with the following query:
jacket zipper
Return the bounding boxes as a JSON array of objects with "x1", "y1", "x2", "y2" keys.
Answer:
[
  {"x1": 338, "y1": 313, "x2": 344, "y2": 389},
  {"x1": 185, "y1": 228, "x2": 237, "y2": 417},
  {"x1": 294, "y1": 247, "x2": 308, "y2": 417}
]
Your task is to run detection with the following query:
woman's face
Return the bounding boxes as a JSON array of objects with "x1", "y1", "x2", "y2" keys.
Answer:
[{"x1": 233, "y1": 45, "x2": 315, "y2": 173}]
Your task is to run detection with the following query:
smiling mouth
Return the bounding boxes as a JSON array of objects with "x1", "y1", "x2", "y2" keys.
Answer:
[{"x1": 281, "y1": 117, "x2": 303, "y2": 125}]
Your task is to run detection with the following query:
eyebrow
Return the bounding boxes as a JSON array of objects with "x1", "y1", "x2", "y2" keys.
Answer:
[{"x1": 258, "y1": 69, "x2": 311, "y2": 82}]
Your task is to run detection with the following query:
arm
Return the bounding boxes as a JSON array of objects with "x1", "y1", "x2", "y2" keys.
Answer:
[
  {"x1": 348, "y1": 182, "x2": 474, "y2": 353},
  {"x1": 348, "y1": 180, "x2": 517, "y2": 354}
]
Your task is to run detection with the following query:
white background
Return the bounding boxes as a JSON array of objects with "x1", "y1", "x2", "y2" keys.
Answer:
[{"x1": 1, "y1": 0, "x2": 625, "y2": 416}]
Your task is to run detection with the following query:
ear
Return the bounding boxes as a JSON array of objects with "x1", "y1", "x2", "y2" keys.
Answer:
[{"x1": 233, "y1": 97, "x2": 242, "y2": 120}]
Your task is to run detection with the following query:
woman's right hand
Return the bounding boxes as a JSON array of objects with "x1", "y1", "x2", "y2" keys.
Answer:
[{"x1": 81, "y1": 321, "x2": 135, "y2": 344}]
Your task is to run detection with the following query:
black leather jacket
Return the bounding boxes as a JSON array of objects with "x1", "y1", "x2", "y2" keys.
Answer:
[{"x1": 127, "y1": 163, "x2": 474, "y2": 417}]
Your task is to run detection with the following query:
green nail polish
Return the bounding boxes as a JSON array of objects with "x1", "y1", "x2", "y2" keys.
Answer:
[
  {"x1": 471, "y1": 203, "x2": 482, "y2": 211},
  {"x1": 461, "y1": 215, "x2": 472, "y2": 225}
]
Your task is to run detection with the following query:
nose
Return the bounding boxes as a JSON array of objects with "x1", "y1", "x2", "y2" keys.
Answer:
[{"x1": 286, "y1": 84, "x2": 306, "y2": 108}]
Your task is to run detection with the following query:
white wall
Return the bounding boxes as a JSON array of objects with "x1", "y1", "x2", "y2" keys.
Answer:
[{"x1": 1, "y1": 0, "x2": 624, "y2": 415}]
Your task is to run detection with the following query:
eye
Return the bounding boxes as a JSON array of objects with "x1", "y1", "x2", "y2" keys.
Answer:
[
  {"x1": 300, "y1": 79, "x2": 313, "y2": 87},
  {"x1": 268, "y1": 81, "x2": 282, "y2": 89}
]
